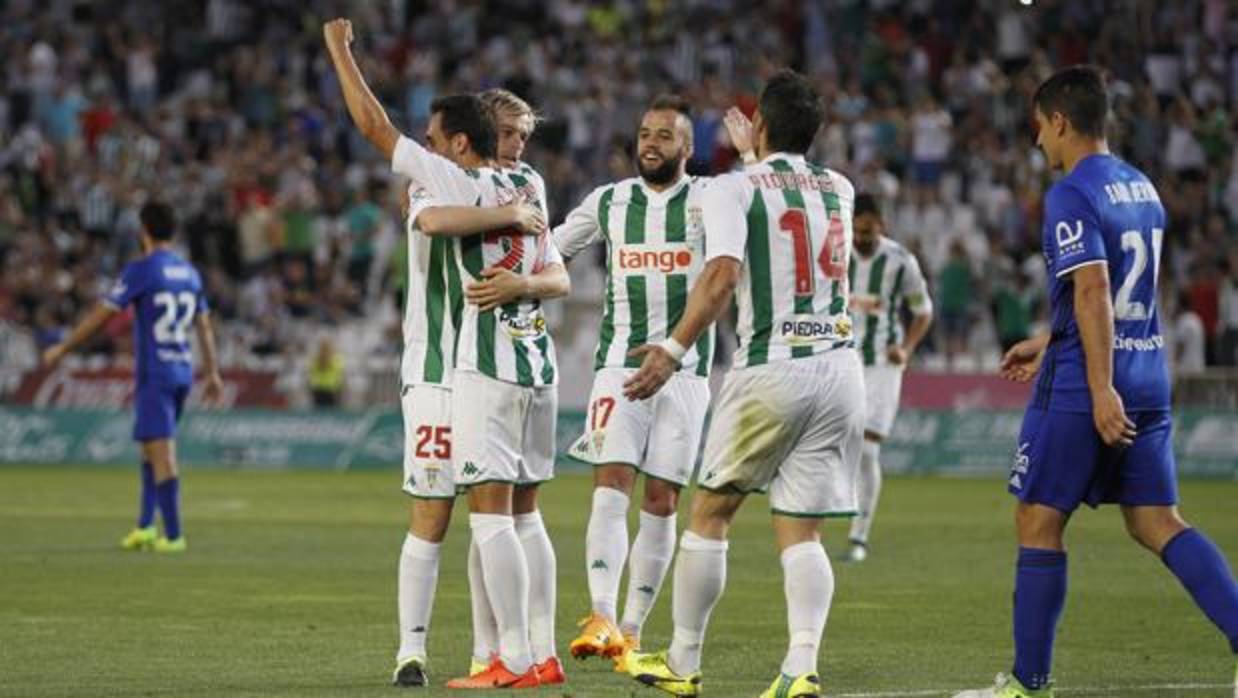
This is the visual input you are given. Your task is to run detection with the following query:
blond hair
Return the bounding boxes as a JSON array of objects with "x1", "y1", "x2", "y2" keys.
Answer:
[{"x1": 479, "y1": 88, "x2": 541, "y2": 125}]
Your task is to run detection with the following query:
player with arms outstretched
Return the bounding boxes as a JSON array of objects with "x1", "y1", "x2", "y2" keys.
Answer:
[
  {"x1": 955, "y1": 66, "x2": 1238, "y2": 698},
  {"x1": 554, "y1": 94, "x2": 715, "y2": 670},
  {"x1": 43, "y1": 202, "x2": 222, "y2": 554},
  {"x1": 621, "y1": 70, "x2": 863, "y2": 698}
]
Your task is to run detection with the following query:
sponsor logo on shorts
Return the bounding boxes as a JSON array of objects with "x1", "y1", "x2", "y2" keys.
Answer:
[
  {"x1": 780, "y1": 314, "x2": 852, "y2": 346},
  {"x1": 591, "y1": 559, "x2": 609, "y2": 570},
  {"x1": 1009, "y1": 442, "x2": 1030, "y2": 490},
  {"x1": 462, "y1": 461, "x2": 481, "y2": 477}
]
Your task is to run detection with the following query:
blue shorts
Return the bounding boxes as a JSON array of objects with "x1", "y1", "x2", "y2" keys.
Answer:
[
  {"x1": 133, "y1": 381, "x2": 190, "y2": 442},
  {"x1": 1008, "y1": 408, "x2": 1177, "y2": 513}
]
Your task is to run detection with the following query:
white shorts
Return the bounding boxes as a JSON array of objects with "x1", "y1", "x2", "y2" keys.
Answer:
[
  {"x1": 567, "y1": 368, "x2": 710, "y2": 486},
  {"x1": 451, "y1": 370, "x2": 557, "y2": 487},
  {"x1": 699, "y1": 350, "x2": 865, "y2": 517},
  {"x1": 401, "y1": 384, "x2": 456, "y2": 499},
  {"x1": 863, "y1": 364, "x2": 904, "y2": 439}
]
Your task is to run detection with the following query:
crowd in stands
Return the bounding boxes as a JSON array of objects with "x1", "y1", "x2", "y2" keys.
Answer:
[{"x1": 2, "y1": 0, "x2": 1238, "y2": 406}]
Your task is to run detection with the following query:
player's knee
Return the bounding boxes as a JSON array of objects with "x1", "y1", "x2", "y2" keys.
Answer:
[
  {"x1": 641, "y1": 479, "x2": 679, "y2": 517},
  {"x1": 1123, "y1": 507, "x2": 1188, "y2": 552},
  {"x1": 1014, "y1": 503, "x2": 1066, "y2": 549},
  {"x1": 409, "y1": 500, "x2": 453, "y2": 542},
  {"x1": 512, "y1": 485, "x2": 539, "y2": 515},
  {"x1": 594, "y1": 464, "x2": 636, "y2": 494},
  {"x1": 688, "y1": 491, "x2": 741, "y2": 538}
]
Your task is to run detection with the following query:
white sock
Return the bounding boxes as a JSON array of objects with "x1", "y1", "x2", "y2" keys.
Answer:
[
  {"x1": 668, "y1": 530, "x2": 727, "y2": 675},
  {"x1": 468, "y1": 536, "x2": 499, "y2": 665},
  {"x1": 397, "y1": 533, "x2": 440, "y2": 662},
  {"x1": 780, "y1": 541, "x2": 834, "y2": 676},
  {"x1": 620, "y1": 509, "x2": 676, "y2": 638},
  {"x1": 470, "y1": 513, "x2": 533, "y2": 674},
  {"x1": 848, "y1": 440, "x2": 882, "y2": 544},
  {"x1": 515, "y1": 511, "x2": 557, "y2": 663},
  {"x1": 585, "y1": 487, "x2": 630, "y2": 621}
]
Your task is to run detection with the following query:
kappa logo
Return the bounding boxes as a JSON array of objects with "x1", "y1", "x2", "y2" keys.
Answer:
[
  {"x1": 1055, "y1": 220, "x2": 1085, "y2": 258},
  {"x1": 591, "y1": 559, "x2": 609, "y2": 570},
  {"x1": 462, "y1": 461, "x2": 481, "y2": 477},
  {"x1": 637, "y1": 585, "x2": 655, "y2": 595}
]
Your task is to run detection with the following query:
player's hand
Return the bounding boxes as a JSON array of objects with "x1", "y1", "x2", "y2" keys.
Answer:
[
  {"x1": 201, "y1": 371, "x2": 224, "y2": 406},
  {"x1": 1091, "y1": 385, "x2": 1136, "y2": 448},
  {"x1": 506, "y1": 203, "x2": 547, "y2": 236},
  {"x1": 887, "y1": 344, "x2": 908, "y2": 365},
  {"x1": 322, "y1": 18, "x2": 353, "y2": 51},
  {"x1": 466, "y1": 267, "x2": 529, "y2": 311},
  {"x1": 622, "y1": 344, "x2": 678, "y2": 401},
  {"x1": 723, "y1": 107, "x2": 755, "y2": 161},
  {"x1": 41, "y1": 343, "x2": 68, "y2": 369},
  {"x1": 1000, "y1": 338, "x2": 1045, "y2": 383}
]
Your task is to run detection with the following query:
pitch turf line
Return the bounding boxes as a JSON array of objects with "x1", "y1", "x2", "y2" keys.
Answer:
[{"x1": 834, "y1": 684, "x2": 1233, "y2": 697}]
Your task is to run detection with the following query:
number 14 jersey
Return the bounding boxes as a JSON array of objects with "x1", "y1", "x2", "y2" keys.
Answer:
[
  {"x1": 1036, "y1": 153, "x2": 1170, "y2": 413},
  {"x1": 702, "y1": 153, "x2": 856, "y2": 369}
]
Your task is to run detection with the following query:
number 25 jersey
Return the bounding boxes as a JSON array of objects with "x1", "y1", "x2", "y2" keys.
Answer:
[{"x1": 1036, "y1": 153, "x2": 1170, "y2": 413}]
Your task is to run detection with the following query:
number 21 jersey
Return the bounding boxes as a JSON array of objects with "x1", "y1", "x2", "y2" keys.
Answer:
[{"x1": 1036, "y1": 153, "x2": 1170, "y2": 413}]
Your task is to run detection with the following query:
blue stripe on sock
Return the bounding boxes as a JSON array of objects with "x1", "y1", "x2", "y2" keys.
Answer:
[
  {"x1": 138, "y1": 462, "x2": 156, "y2": 528},
  {"x1": 1161, "y1": 528, "x2": 1238, "y2": 654},
  {"x1": 1012, "y1": 546, "x2": 1067, "y2": 690},
  {"x1": 155, "y1": 478, "x2": 181, "y2": 541}
]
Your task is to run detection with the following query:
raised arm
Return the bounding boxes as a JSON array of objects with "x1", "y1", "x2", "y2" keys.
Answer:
[
  {"x1": 551, "y1": 187, "x2": 605, "y2": 262},
  {"x1": 417, "y1": 202, "x2": 546, "y2": 237},
  {"x1": 322, "y1": 19, "x2": 400, "y2": 160}
]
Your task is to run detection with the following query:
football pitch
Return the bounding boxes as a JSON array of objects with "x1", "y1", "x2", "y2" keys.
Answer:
[{"x1": 1, "y1": 467, "x2": 1234, "y2": 697}]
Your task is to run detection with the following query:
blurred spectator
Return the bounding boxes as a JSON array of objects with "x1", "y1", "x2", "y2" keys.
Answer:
[
  {"x1": 1218, "y1": 253, "x2": 1238, "y2": 366},
  {"x1": 938, "y1": 240, "x2": 975, "y2": 369},
  {"x1": 307, "y1": 336, "x2": 344, "y2": 408},
  {"x1": 1172, "y1": 291, "x2": 1207, "y2": 375}
]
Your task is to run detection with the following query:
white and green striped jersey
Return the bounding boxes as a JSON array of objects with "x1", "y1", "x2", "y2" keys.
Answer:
[
  {"x1": 399, "y1": 184, "x2": 462, "y2": 387},
  {"x1": 702, "y1": 153, "x2": 856, "y2": 368},
  {"x1": 848, "y1": 236, "x2": 933, "y2": 367},
  {"x1": 553, "y1": 175, "x2": 714, "y2": 376},
  {"x1": 392, "y1": 136, "x2": 562, "y2": 387}
]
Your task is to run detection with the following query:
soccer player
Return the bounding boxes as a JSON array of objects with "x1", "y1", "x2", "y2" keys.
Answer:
[
  {"x1": 954, "y1": 66, "x2": 1238, "y2": 698},
  {"x1": 621, "y1": 70, "x2": 863, "y2": 698},
  {"x1": 553, "y1": 94, "x2": 714, "y2": 669},
  {"x1": 844, "y1": 192, "x2": 933, "y2": 562},
  {"x1": 42, "y1": 201, "x2": 222, "y2": 554},
  {"x1": 324, "y1": 19, "x2": 569, "y2": 690}
]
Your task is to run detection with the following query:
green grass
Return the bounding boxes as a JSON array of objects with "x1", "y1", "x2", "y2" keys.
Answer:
[{"x1": 0, "y1": 467, "x2": 1235, "y2": 697}]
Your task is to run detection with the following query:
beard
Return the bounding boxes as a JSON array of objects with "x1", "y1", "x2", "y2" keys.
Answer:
[{"x1": 638, "y1": 152, "x2": 684, "y2": 185}]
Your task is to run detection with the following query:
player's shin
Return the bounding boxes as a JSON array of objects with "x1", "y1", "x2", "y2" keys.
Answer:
[
  {"x1": 1160, "y1": 528, "x2": 1238, "y2": 653},
  {"x1": 515, "y1": 510, "x2": 558, "y2": 662},
  {"x1": 621, "y1": 509, "x2": 676, "y2": 639},
  {"x1": 470, "y1": 513, "x2": 534, "y2": 674},
  {"x1": 138, "y1": 461, "x2": 157, "y2": 528},
  {"x1": 468, "y1": 536, "x2": 499, "y2": 667},
  {"x1": 1012, "y1": 547, "x2": 1068, "y2": 691},
  {"x1": 397, "y1": 533, "x2": 440, "y2": 662},
  {"x1": 780, "y1": 541, "x2": 833, "y2": 677},
  {"x1": 848, "y1": 440, "x2": 882, "y2": 548},
  {"x1": 586, "y1": 487, "x2": 631, "y2": 620},
  {"x1": 668, "y1": 530, "x2": 728, "y2": 676}
]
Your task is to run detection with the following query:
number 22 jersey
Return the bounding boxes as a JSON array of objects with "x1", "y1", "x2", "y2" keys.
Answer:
[{"x1": 1035, "y1": 153, "x2": 1170, "y2": 413}]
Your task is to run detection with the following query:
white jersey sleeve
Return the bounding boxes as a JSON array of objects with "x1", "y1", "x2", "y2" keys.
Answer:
[
  {"x1": 702, "y1": 173, "x2": 751, "y2": 263},
  {"x1": 551, "y1": 186, "x2": 606, "y2": 259},
  {"x1": 407, "y1": 183, "x2": 436, "y2": 223},
  {"x1": 391, "y1": 135, "x2": 485, "y2": 205},
  {"x1": 901, "y1": 252, "x2": 933, "y2": 316}
]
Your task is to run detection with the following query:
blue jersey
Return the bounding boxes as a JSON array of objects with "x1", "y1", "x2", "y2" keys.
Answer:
[
  {"x1": 104, "y1": 249, "x2": 209, "y2": 386},
  {"x1": 1033, "y1": 154, "x2": 1170, "y2": 413}
]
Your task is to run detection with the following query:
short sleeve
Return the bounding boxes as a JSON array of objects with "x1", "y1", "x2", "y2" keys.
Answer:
[
  {"x1": 539, "y1": 233, "x2": 564, "y2": 268},
  {"x1": 901, "y1": 253, "x2": 933, "y2": 316},
  {"x1": 391, "y1": 135, "x2": 482, "y2": 205},
  {"x1": 406, "y1": 184, "x2": 437, "y2": 225},
  {"x1": 702, "y1": 173, "x2": 751, "y2": 263},
  {"x1": 1044, "y1": 183, "x2": 1106, "y2": 279},
  {"x1": 103, "y1": 262, "x2": 145, "y2": 310},
  {"x1": 551, "y1": 186, "x2": 605, "y2": 259}
]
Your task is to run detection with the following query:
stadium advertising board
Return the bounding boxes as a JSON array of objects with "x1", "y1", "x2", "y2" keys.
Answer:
[
  {"x1": 9, "y1": 367, "x2": 288, "y2": 408},
  {"x1": 0, "y1": 406, "x2": 1233, "y2": 477}
]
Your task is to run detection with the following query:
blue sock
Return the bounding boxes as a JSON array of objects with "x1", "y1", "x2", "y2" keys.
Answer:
[
  {"x1": 137, "y1": 462, "x2": 156, "y2": 528},
  {"x1": 1012, "y1": 547, "x2": 1067, "y2": 690},
  {"x1": 1161, "y1": 528, "x2": 1238, "y2": 654},
  {"x1": 155, "y1": 478, "x2": 182, "y2": 541}
]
